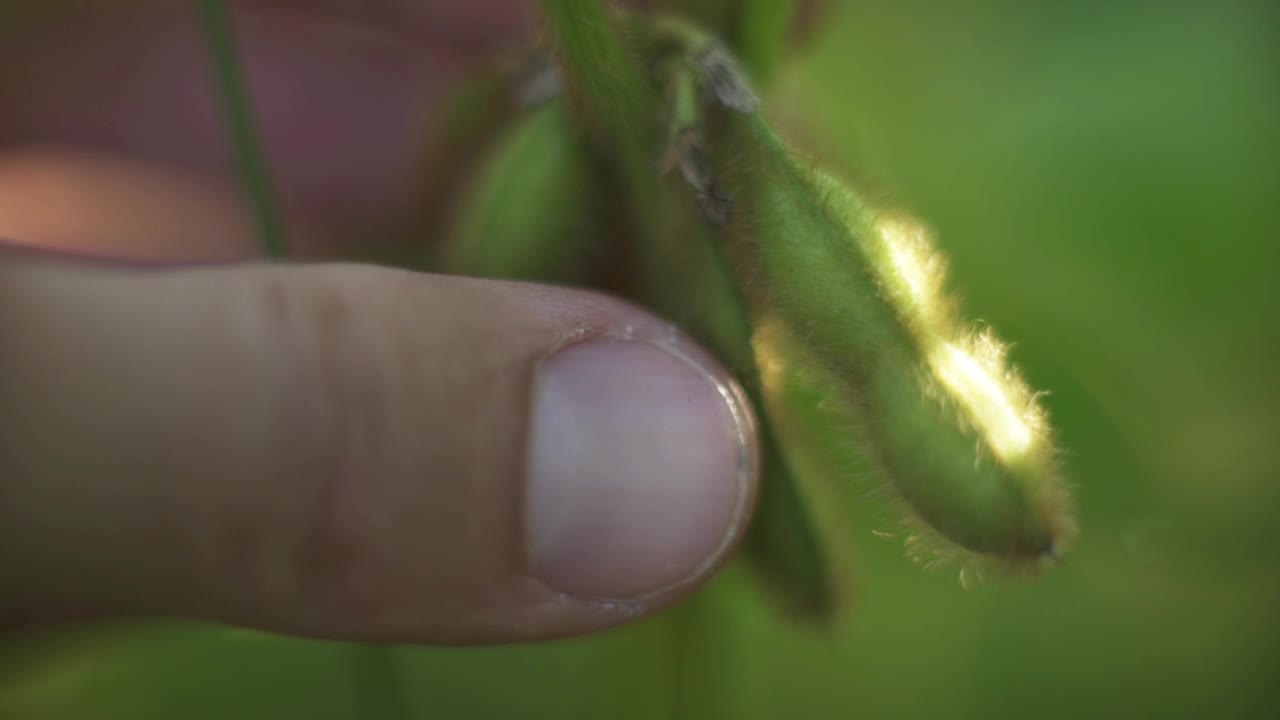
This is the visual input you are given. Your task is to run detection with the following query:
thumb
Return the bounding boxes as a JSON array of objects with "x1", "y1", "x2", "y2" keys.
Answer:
[{"x1": 0, "y1": 253, "x2": 758, "y2": 644}]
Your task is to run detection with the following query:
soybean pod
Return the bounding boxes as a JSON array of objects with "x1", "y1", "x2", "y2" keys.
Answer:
[
  {"x1": 712, "y1": 115, "x2": 1075, "y2": 562},
  {"x1": 441, "y1": 98, "x2": 603, "y2": 284}
]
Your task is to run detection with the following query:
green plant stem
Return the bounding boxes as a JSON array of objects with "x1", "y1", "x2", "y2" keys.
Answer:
[
  {"x1": 544, "y1": 4, "x2": 834, "y2": 617},
  {"x1": 542, "y1": 0, "x2": 658, "y2": 199},
  {"x1": 197, "y1": 0, "x2": 287, "y2": 258},
  {"x1": 732, "y1": 0, "x2": 793, "y2": 84},
  {"x1": 349, "y1": 645, "x2": 413, "y2": 720}
]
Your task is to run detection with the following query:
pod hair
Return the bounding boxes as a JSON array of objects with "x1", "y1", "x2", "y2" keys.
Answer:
[{"x1": 712, "y1": 115, "x2": 1076, "y2": 563}]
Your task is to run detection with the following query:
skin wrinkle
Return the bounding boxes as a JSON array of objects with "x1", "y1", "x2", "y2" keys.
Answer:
[
  {"x1": 262, "y1": 269, "x2": 440, "y2": 631},
  {"x1": 257, "y1": 270, "x2": 368, "y2": 627},
  {"x1": 217, "y1": 270, "x2": 538, "y2": 636},
  {"x1": 341, "y1": 286, "x2": 553, "y2": 639}
]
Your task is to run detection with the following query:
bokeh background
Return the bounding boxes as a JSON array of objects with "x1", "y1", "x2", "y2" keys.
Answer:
[{"x1": 2, "y1": 1, "x2": 1277, "y2": 717}]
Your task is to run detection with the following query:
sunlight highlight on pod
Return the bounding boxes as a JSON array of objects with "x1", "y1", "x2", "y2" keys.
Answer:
[
  {"x1": 786, "y1": 169, "x2": 1072, "y2": 562},
  {"x1": 876, "y1": 216, "x2": 946, "y2": 325},
  {"x1": 871, "y1": 214, "x2": 1048, "y2": 466},
  {"x1": 929, "y1": 338, "x2": 1039, "y2": 462}
]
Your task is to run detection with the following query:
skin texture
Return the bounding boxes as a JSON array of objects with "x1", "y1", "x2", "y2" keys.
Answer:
[{"x1": 0, "y1": 1, "x2": 759, "y2": 644}]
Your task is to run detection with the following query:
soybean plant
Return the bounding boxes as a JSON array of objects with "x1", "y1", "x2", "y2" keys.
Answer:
[{"x1": 440, "y1": 1, "x2": 1077, "y2": 617}]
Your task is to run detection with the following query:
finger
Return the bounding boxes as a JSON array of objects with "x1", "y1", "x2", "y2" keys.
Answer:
[
  {"x1": 0, "y1": 253, "x2": 758, "y2": 644},
  {"x1": 0, "y1": 146, "x2": 260, "y2": 261},
  {"x1": 0, "y1": 2, "x2": 507, "y2": 249},
  {"x1": 0, "y1": 146, "x2": 329, "y2": 260},
  {"x1": 258, "y1": 0, "x2": 541, "y2": 49}
]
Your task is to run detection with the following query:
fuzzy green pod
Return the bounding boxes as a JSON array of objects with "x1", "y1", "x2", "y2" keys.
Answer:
[
  {"x1": 633, "y1": 106, "x2": 836, "y2": 620},
  {"x1": 639, "y1": 181, "x2": 835, "y2": 617},
  {"x1": 713, "y1": 115, "x2": 1076, "y2": 561},
  {"x1": 542, "y1": 7, "x2": 838, "y2": 616},
  {"x1": 441, "y1": 100, "x2": 601, "y2": 283}
]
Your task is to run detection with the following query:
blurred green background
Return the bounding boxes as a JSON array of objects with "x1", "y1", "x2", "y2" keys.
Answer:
[{"x1": 2, "y1": 0, "x2": 1277, "y2": 717}]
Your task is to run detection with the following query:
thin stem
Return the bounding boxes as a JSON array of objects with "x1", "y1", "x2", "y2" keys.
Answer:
[
  {"x1": 196, "y1": 0, "x2": 287, "y2": 258},
  {"x1": 733, "y1": 0, "x2": 793, "y2": 85},
  {"x1": 541, "y1": 0, "x2": 658, "y2": 191},
  {"x1": 349, "y1": 645, "x2": 414, "y2": 720}
]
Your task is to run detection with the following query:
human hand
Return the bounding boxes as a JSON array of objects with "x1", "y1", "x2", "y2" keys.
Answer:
[{"x1": 0, "y1": 1, "x2": 759, "y2": 645}]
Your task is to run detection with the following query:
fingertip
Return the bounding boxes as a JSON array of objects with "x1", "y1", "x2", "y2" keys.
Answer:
[{"x1": 524, "y1": 335, "x2": 758, "y2": 604}]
